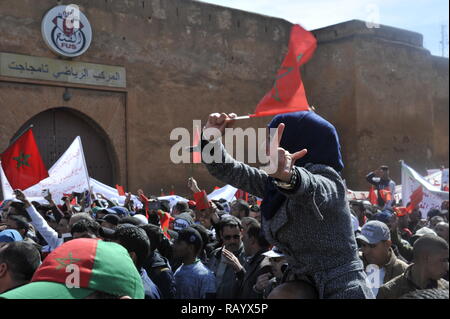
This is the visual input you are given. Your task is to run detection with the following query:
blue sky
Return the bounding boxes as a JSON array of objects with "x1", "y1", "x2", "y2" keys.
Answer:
[{"x1": 198, "y1": 0, "x2": 449, "y2": 57}]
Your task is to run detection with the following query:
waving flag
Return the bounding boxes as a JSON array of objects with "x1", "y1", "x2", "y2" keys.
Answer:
[
  {"x1": 1, "y1": 128, "x2": 49, "y2": 190},
  {"x1": 250, "y1": 24, "x2": 317, "y2": 118}
]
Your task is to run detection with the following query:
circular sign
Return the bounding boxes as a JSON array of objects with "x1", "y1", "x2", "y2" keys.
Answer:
[{"x1": 41, "y1": 5, "x2": 92, "y2": 57}]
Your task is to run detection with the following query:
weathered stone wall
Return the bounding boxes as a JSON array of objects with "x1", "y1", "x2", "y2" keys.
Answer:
[{"x1": 0, "y1": 0, "x2": 448, "y2": 196}]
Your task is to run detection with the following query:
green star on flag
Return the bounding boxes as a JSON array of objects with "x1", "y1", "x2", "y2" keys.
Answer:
[
  {"x1": 13, "y1": 152, "x2": 31, "y2": 169},
  {"x1": 55, "y1": 252, "x2": 81, "y2": 270}
]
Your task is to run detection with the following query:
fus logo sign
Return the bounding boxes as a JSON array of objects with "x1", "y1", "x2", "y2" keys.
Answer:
[{"x1": 41, "y1": 5, "x2": 92, "y2": 57}]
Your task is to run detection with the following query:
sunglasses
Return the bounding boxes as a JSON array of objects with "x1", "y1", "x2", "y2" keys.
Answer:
[{"x1": 223, "y1": 235, "x2": 241, "y2": 240}]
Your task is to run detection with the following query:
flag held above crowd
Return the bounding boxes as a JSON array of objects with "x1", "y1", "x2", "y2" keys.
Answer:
[
  {"x1": 0, "y1": 127, "x2": 49, "y2": 190},
  {"x1": 234, "y1": 24, "x2": 317, "y2": 120}
]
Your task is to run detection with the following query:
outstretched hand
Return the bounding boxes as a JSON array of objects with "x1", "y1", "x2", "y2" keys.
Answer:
[{"x1": 263, "y1": 123, "x2": 307, "y2": 182}]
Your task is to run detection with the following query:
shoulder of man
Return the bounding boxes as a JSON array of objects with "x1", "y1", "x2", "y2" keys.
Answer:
[
  {"x1": 377, "y1": 273, "x2": 409, "y2": 299},
  {"x1": 438, "y1": 279, "x2": 449, "y2": 290}
]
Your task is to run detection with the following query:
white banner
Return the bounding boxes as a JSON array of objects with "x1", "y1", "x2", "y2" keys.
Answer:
[
  {"x1": 207, "y1": 184, "x2": 238, "y2": 202},
  {"x1": 1, "y1": 136, "x2": 90, "y2": 205},
  {"x1": 157, "y1": 195, "x2": 189, "y2": 210},
  {"x1": 401, "y1": 161, "x2": 449, "y2": 219}
]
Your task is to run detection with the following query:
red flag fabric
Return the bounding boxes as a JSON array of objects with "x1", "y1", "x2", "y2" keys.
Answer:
[
  {"x1": 368, "y1": 186, "x2": 378, "y2": 206},
  {"x1": 116, "y1": 184, "x2": 125, "y2": 196},
  {"x1": 406, "y1": 186, "x2": 424, "y2": 213},
  {"x1": 379, "y1": 189, "x2": 392, "y2": 203},
  {"x1": 193, "y1": 190, "x2": 211, "y2": 210},
  {"x1": 235, "y1": 189, "x2": 249, "y2": 202},
  {"x1": 1, "y1": 129, "x2": 49, "y2": 190},
  {"x1": 251, "y1": 24, "x2": 317, "y2": 118},
  {"x1": 193, "y1": 126, "x2": 202, "y2": 164}
]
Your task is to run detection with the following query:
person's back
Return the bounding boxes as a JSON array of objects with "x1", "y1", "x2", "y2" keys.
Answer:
[
  {"x1": 143, "y1": 250, "x2": 176, "y2": 299},
  {"x1": 174, "y1": 259, "x2": 216, "y2": 299}
]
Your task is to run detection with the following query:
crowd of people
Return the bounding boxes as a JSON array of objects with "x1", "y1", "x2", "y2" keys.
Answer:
[{"x1": 0, "y1": 111, "x2": 448, "y2": 299}]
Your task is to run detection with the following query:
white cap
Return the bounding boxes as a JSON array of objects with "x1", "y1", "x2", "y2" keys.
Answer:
[
  {"x1": 133, "y1": 214, "x2": 148, "y2": 225},
  {"x1": 263, "y1": 246, "x2": 285, "y2": 258},
  {"x1": 415, "y1": 227, "x2": 437, "y2": 237}
]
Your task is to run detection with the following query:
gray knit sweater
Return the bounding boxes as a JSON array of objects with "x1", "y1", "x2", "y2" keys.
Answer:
[{"x1": 203, "y1": 140, "x2": 365, "y2": 283}]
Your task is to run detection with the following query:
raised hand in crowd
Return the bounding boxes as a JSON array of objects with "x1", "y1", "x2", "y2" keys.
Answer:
[
  {"x1": 221, "y1": 247, "x2": 244, "y2": 273},
  {"x1": 14, "y1": 189, "x2": 31, "y2": 208},
  {"x1": 188, "y1": 177, "x2": 201, "y2": 194},
  {"x1": 254, "y1": 273, "x2": 272, "y2": 294}
]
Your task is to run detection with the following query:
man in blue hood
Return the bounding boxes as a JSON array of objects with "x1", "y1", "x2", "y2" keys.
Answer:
[{"x1": 200, "y1": 111, "x2": 374, "y2": 299}]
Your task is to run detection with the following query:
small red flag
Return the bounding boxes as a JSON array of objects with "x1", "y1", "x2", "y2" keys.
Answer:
[
  {"x1": 250, "y1": 24, "x2": 317, "y2": 118},
  {"x1": 368, "y1": 186, "x2": 378, "y2": 206},
  {"x1": 193, "y1": 190, "x2": 211, "y2": 210},
  {"x1": 406, "y1": 186, "x2": 423, "y2": 213},
  {"x1": 170, "y1": 186, "x2": 175, "y2": 196},
  {"x1": 1, "y1": 128, "x2": 49, "y2": 190},
  {"x1": 116, "y1": 184, "x2": 125, "y2": 196}
]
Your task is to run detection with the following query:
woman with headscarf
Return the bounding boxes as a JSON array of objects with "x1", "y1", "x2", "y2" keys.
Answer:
[{"x1": 200, "y1": 111, "x2": 374, "y2": 299}]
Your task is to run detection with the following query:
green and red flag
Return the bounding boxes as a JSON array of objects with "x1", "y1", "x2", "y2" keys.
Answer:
[
  {"x1": 1, "y1": 128, "x2": 49, "y2": 190},
  {"x1": 249, "y1": 24, "x2": 317, "y2": 118}
]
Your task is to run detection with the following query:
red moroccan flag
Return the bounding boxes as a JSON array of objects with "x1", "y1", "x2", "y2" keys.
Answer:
[
  {"x1": 368, "y1": 186, "x2": 378, "y2": 206},
  {"x1": 250, "y1": 24, "x2": 317, "y2": 118},
  {"x1": 1, "y1": 128, "x2": 49, "y2": 190},
  {"x1": 116, "y1": 184, "x2": 125, "y2": 196},
  {"x1": 406, "y1": 186, "x2": 423, "y2": 213}
]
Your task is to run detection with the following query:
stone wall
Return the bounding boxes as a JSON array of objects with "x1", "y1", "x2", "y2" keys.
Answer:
[{"x1": 0, "y1": 0, "x2": 448, "y2": 197}]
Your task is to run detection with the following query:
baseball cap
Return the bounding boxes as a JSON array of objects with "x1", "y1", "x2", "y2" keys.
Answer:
[
  {"x1": 373, "y1": 210, "x2": 394, "y2": 224},
  {"x1": 263, "y1": 246, "x2": 285, "y2": 258},
  {"x1": 0, "y1": 229, "x2": 23, "y2": 243},
  {"x1": 356, "y1": 220, "x2": 391, "y2": 244},
  {"x1": 173, "y1": 213, "x2": 194, "y2": 231},
  {"x1": 98, "y1": 214, "x2": 120, "y2": 226},
  {"x1": 133, "y1": 214, "x2": 148, "y2": 225},
  {"x1": 0, "y1": 238, "x2": 144, "y2": 299}
]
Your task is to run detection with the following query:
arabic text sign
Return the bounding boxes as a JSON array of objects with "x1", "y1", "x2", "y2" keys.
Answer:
[{"x1": 0, "y1": 53, "x2": 126, "y2": 88}]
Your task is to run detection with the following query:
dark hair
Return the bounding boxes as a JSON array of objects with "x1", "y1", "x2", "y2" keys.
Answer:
[
  {"x1": 241, "y1": 217, "x2": 259, "y2": 229},
  {"x1": 118, "y1": 216, "x2": 141, "y2": 226},
  {"x1": 174, "y1": 201, "x2": 189, "y2": 212},
  {"x1": 159, "y1": 200, "x2": 171, "y2": 213},
  {"x1": 413, "y1": 234, "x2": 449, "y2": 262},
  {"x1": 246, "y1": 223, "x2": 270, "y2": 249},
  {"x1": 139, "y1": 224, "x2": 164, "y2": 252},
  {"x1": 113, "y1": 225, "x2": 150, "y2": 269},
  {"x1": 0, "y1": 241, "x2": 41, "y2": 282},
  {"x1": 218, "y1": 216, "x2": 243, "y2": 235},
  {"x1": 7, "y1": 215, "x2": 30, "y2": 235},
  {"x1": 70, "y1": 219, "x2": 100, "y2": 237},
  {"x1": 190, "y1": 223, "x2": 210, "y2": 251},
  {"x1": 179, "y1": 227, "x2": 203, "y2": 255},
  {"x1": 250, "y1": 205, "x2": 260, "y2": 213},
  {"x1": 399, "y1": 288, "x2": 449, "y2": 299},
  {"x1": 9, "y1": 202, "x2": 30, "y2": 221},
  {"x1": 427, "y1": 208, "x2": 443, "y2": 220},
  {"x1": 233, "y1": 200, "x2": 250, "y2": 217}
]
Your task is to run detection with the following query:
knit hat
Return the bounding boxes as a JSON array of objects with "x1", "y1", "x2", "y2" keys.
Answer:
[{"x1": 0, "y1": 238, "x2": 144, "y2": 299}]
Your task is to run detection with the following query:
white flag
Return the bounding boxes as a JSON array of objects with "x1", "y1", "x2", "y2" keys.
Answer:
[
  {"x1": 207, "y1": 185, "x2": 238, "y2": 202},
  {"x1": 401, "y1": 161, "x2": 448, "y2": 219},
  {"x1": 1, "y1": 136, "x2": 91, "y2": 205}
]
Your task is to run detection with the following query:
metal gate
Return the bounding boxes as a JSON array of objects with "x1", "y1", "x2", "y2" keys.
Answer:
[{"x1": 11, "y1": 108, "x2": 115, "y2": 186}]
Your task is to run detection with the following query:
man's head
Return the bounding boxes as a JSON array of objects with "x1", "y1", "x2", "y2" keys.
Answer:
[
  {"x1": 0, "y1": 239, "x2": 144, "y2": 299},
  {"x1": 68, "y1": 212, "x2": 94, "y2": 229},
  {"x1": 242, "y1": 222, "x2": 269, "y2": 257},
  {"x1": 195, "y1": 209, "x2": 212, "y2": 229},
  {"x1": 173, "y1": 227, "x2": 203, "y2": 261},
  {"x1": 173, "y1": 213, "x2": 194, "y2": 232},
  {"x1": 112, "y1": 225, "x2": 150, "y2": 270},
  {"x1": 5, "y1": 215, "x2": 29, "y2": 238},
  {"x1": 139, "y1": 224, "x2": 164, "y2": 253},
  {"x1": 230, "y1": 200, "x2": 250, "y2": 219},
  {"x1": 379, "y1": 165, "x2": 389, "y2": 179},
  {"x1": 172, "y1": 201, "x2": 189, "y2": 217},
  {"x1": 249, "y1": 205, "x2": 261, "y2": 222},
  {"x1": 413, "y1": 234, "x2": 449, "y2": 281},
  {"x1": 218, "y1": 217, "x2": 243, "y2": 252},
  {"x1": 99, "y1": 214, "x2": 120, "y2": 230},
  {"x1": 434, "y1": 222, "x2": 449, "y2": 243},
  {"x1": 56, "y1": 214, "x2": 71, "y2": 236},
  {"x1": 70, "y1": 219, "x2": 100, "y2": 239},
  {"x1": 263, "y1": 247, "x2": 287, "y2": 280},
  {"x1": 357, "y1": 221, "x2": 392, "y2": 267},
  {"x1": 430, "y1": 216, "x2": 445, "y2": 229},
  {"x1": 427, "y1": 209, "x2": 445, "y2": 221},
  {"x1": 241, "y1": 217, "x2": 259, "y2": 236},
  {"x1": 0, "y1": 241, "x2": 41, "y2": 293}
]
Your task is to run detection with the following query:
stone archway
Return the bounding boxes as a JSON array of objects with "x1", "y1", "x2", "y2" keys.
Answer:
[{"x1": 11, "y1": 107, "x2": 117, "y2": 186}]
